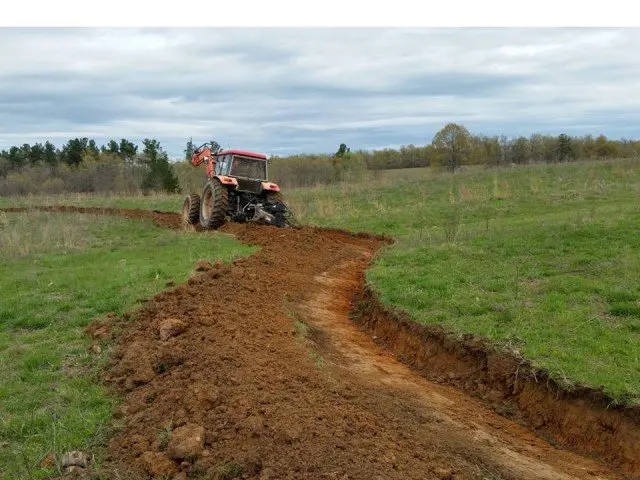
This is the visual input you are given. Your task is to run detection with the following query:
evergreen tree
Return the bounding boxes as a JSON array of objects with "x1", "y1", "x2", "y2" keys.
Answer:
[
  {"x1": 8, "y1": 146, "x2": 25, "y2": 169},
  {"x1": 28, "y1": 143, "x2": 46, "y2": 166},
  {"x1": 141, "y1": 138, "x2": 180, "y2": 193},
  {"x1": 87, "y1": 139, "x2": 100, "y2": 159},
  {"x1": 43, "y1": 141, "x2": 58, "y2": 166},
  {"x1": 184, "y1": 139, "x2": 195, "y2": 161},
  {"x1": 209, "y1": 140, "x2": 221, "y2": 154},
  {"x1": 103, "y1": 140, "x2": 120, "y2": 154},
  {"x1": 60, "y1": 138, "x2": 89, "y2": 167},
  {"x1": 557, "y1": 134, "x2": 574, "y2": 162}
]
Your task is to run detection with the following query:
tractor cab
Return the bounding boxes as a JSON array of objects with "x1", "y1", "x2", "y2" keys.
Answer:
[
  {"x1": 214, "y1": 149, "x2": 267, "y2": 178},
  {"x1": 213, "y1": 149, "x2": 274, "y2": 195}
]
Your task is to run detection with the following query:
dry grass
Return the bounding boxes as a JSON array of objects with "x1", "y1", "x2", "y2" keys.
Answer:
[{"x1": 0, "y1": 211, "x2": 95, "y2": 257}]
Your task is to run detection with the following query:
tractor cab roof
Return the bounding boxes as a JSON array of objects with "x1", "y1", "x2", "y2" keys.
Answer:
[{"x1": 216, "y1": 149, "x2": 267, "y2": 160}]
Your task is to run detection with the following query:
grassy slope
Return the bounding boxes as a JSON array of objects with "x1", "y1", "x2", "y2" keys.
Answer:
[
  {"x1": 0, "y1": 212, "x2": 254, "y2": 479},
  {"x1": 285, "y1": 160, "x2": 640, "y2": 403}
]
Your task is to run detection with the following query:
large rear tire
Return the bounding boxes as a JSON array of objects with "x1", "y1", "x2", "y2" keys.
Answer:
[
  {"x1": 200, "y1": 179, "x2": 228, "y2": 229},
  {"x1": 182, "y1": 193, "x2": 200, "y2": 225}
]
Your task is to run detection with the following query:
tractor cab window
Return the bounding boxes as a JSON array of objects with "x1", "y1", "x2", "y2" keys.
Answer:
[
  {"x1": 215, "y1": 155, "x2": 231, "y2": 175},
  {"x1": 230, "y1": 155, "x2": 267, "y2": 180}
]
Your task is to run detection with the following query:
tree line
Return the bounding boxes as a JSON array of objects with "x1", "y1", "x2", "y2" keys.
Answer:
[
  {"x1": 272, "y1": 125, "x2": 640, "y2": 177},
  {"x1": 0, "y1": 138, "x2": 179, "y2": 196},
  {"x1": 266, "y1": 125, "x2": 640, "y2": 187},
  {"x1": 1, "y1": 125, "x2": 639, "y2": 195},
  {"x1": 426, "y1": 123, "x2": 640, "y2": 172}
]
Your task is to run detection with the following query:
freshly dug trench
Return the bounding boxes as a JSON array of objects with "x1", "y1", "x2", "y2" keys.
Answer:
[{"x1": 5, "y1": 206, "x2": 638, "y2": 478}]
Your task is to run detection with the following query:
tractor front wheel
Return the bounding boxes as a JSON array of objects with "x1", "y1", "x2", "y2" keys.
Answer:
[
  {"x1": 200, "y1": 179, "x2": 229, "y2": 229},
  {"x1": 182, "y1": 193, "x2": 201, "y2": 225}
]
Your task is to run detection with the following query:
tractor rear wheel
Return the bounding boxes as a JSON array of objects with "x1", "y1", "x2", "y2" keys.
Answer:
[
  {"x1": 200, "y1": 179, "x2": 228, "y2": 229},
  {"x1": 182, "y1": 193, "x2": 200, "y2": 225}
]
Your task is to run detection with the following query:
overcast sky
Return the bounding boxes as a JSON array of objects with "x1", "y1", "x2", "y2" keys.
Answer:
[{"x1": 0, "y1": 28, "x2": 639, "y2": 158}]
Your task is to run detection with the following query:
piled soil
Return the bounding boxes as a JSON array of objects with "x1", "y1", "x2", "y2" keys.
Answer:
[
  {"x1": 5, "y1": 206, "x2": 637, "y2": 478},
  {"x1": 1, "y1": 205, "x2": 184, "y2": 230}
]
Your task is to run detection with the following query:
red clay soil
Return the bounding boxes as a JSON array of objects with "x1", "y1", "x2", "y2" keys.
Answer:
[
  {"x1": 5, "y1": 206, "x2": 638, "y2": 479},
  {"x1": 1, "y1": 205, "x2": 184, "y2": 230}
]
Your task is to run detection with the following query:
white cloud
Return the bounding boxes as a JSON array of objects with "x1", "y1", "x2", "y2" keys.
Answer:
[{"x1": 0, "y1": 28, "x2": 639, "y2": 157}]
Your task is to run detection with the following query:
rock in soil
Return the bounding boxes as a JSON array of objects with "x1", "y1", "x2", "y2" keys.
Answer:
[{"x1": 60, "y1": 451, "x2": 89, "y2": 469}]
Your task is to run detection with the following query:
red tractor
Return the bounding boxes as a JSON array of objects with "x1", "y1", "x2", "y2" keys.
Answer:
[{"x1": 182, "y1": 143, "x2": 294, "y2": 229}]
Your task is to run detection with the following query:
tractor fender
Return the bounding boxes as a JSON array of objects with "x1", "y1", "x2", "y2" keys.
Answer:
[
  {"x1": 261, "y1": 182, "x2": 280, "y2": 192},
  {"x1": 214, "y1": 175, "x2": 238, "y2": 187}
]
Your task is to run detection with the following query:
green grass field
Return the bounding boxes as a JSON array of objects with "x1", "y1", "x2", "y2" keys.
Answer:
[
  {"x1": 0, "y1": 211, "x2": 254, "y2": 479},
  {"x1": 1, "y1": 159, "x2": 639, "y2": 407}
]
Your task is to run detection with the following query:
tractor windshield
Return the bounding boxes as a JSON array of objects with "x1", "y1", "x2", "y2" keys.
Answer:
[{"x1": 230, "y1": 155, "x2": 267, "y2": 180}]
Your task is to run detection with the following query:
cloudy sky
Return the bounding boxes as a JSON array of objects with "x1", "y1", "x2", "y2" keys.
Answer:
[{"x1": 0, "y1": 28, "x2": 639, "y2": 158}]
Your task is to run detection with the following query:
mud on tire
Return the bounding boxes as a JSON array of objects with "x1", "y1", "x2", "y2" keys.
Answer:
[
  {"x1": 264, "y1": 191, "x2": 284, "y2": 204},
  {"x1": 200, "y1": 179, "x2": 229, "y2": 229},
  {"x1": 182, "y1": 193, "x2": 201, "y2": 225},
  {"x1": 264, "y1": 191, "x2": 297, "y2": 227}
]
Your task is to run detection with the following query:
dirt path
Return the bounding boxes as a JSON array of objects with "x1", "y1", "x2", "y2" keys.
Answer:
[
  {"x1": 295, "y1": 244, "x2": 618, "y2": 480},
  {"x1": 4, "y1": 207, "x2": 629, "y2": 478}
]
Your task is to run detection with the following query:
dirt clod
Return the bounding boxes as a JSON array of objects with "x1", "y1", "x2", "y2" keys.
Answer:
[
  {"x1": 139, "y1": 451, "x2": 179, "y2": 477},
  {"x1": 40, "y1": 451, "x2": 56, "y2": 468},
  {"x1": 64, "y1": 465, "x2": 87, "y2": 476},
  {"x1": 433, "y1": 467, "x2": 455, "y2": 479},
  {"x1": 195, "y1": 260, "x2": 214, "y2": 272},
  {"x1": 167, "y1": 423, "x2": 205, "y2": 460},
  {"x1": 158, "y1": 318, "x2": 188, "y2": 341},
  {"x1": 84, "y1": 321, "x2": 112, "y2": 340},
  {"x1": 117, "y1": 342, "x2": 155, "y2": 387}
]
